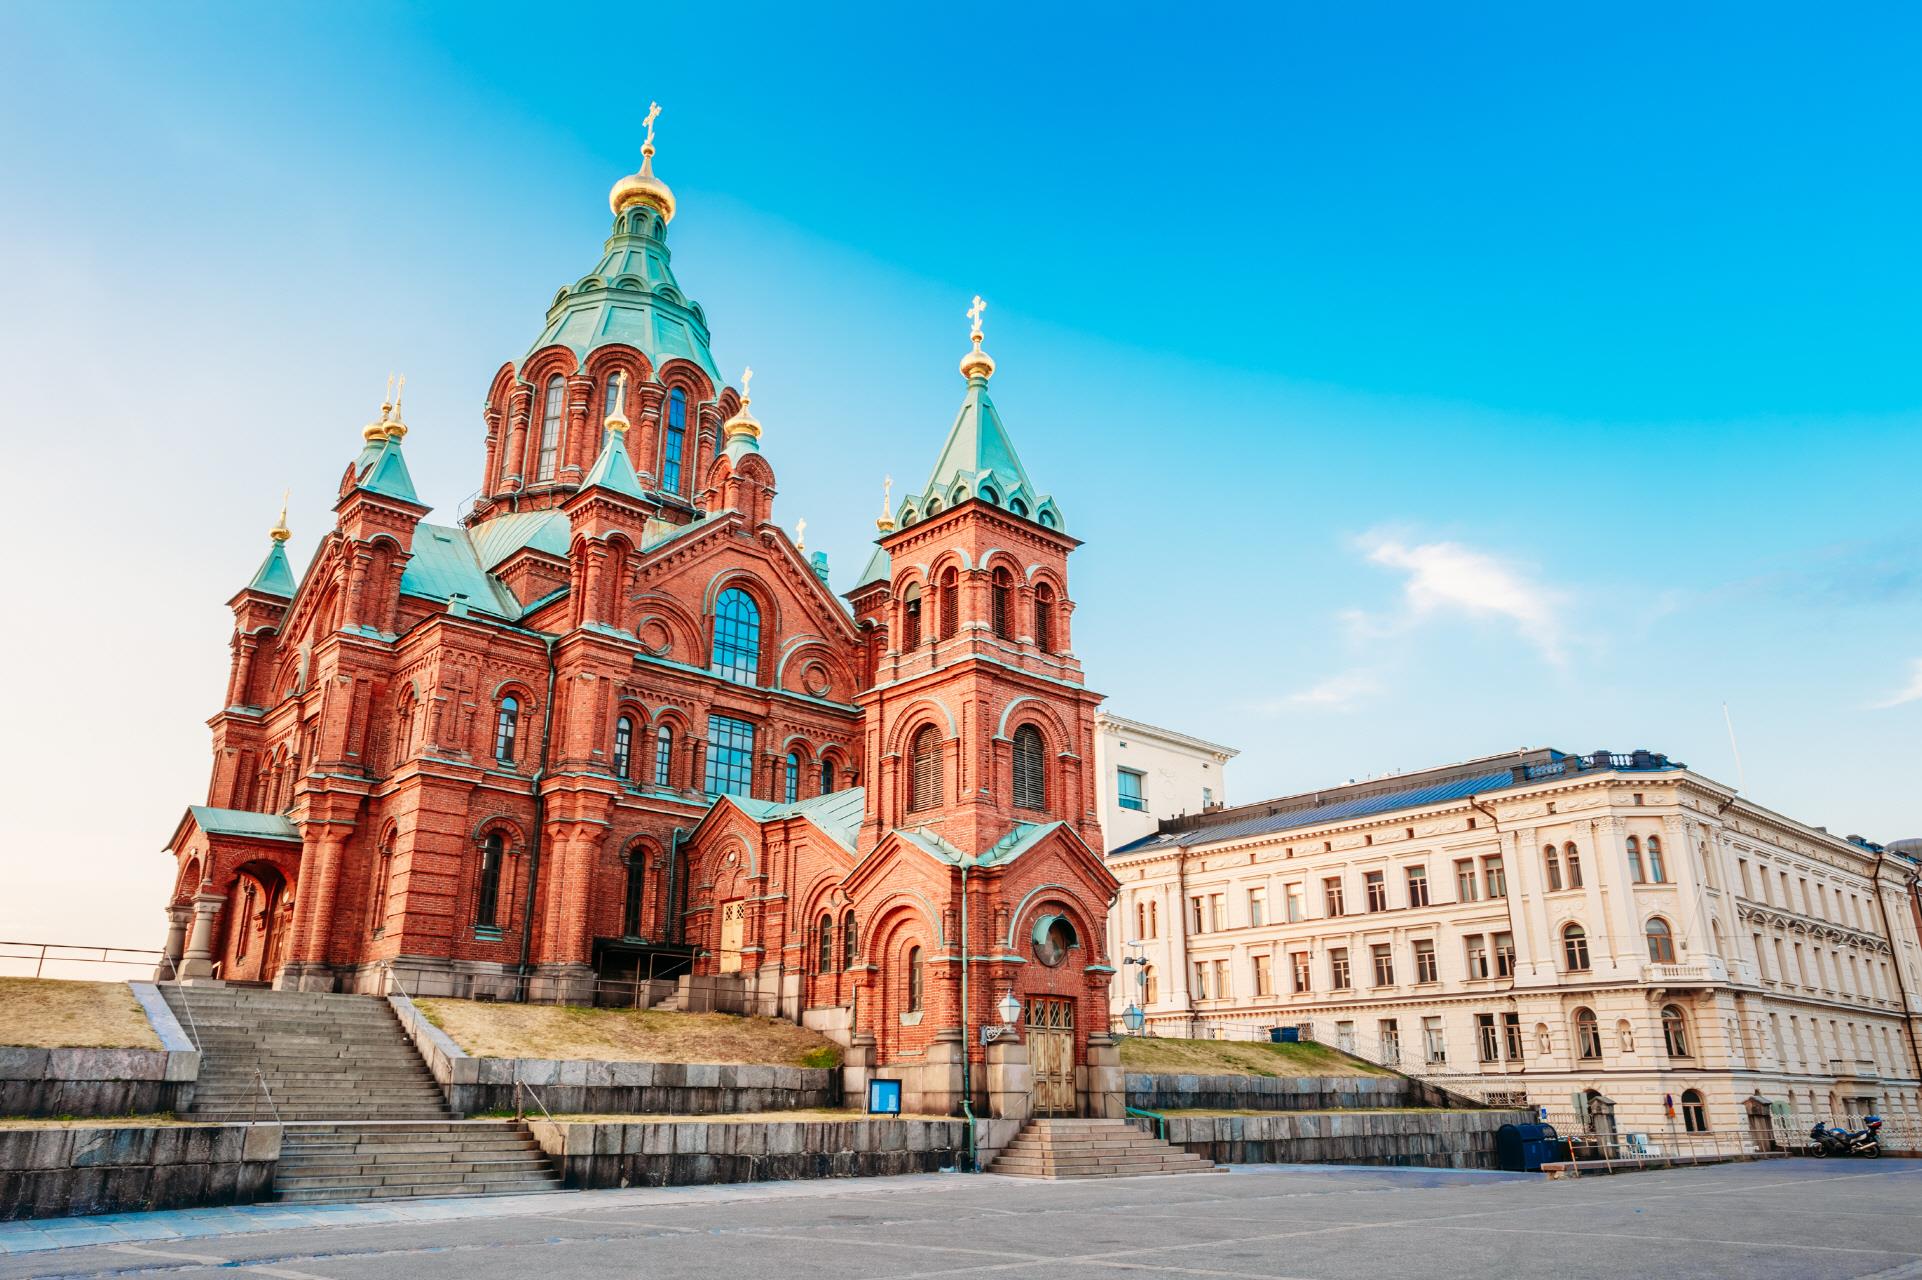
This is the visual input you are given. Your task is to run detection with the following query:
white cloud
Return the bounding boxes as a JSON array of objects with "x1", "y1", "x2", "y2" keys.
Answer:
[
  {"x1": 1353, "y1": 532, "x2": 1568, "y2": 664},
  {"x1": 1871, "y1": 657, "x2": 1922, "y2": 709},
  {"x1": 1269, "y1": 670, "x2": 1382, "y2": 713}
]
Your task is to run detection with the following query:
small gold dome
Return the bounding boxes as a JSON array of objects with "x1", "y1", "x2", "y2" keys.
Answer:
[
  {"x1": 960, "y1": 342, "x2": 996, "y2": 381},
  {"x1": 610, "y1": 151, "x2": 676, "y2": 222},
  {"x1": 604, "y1": 410, "x2": 630, "y2": 435}
]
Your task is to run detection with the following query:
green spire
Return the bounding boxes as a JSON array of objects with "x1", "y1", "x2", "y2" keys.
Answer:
[
  {"x1": 355, "y1": 435, "x2": 419, "y2": 504},
  {"x1": 245, "y1": 499, "x2": 295, "y2": 596},
  {"x1": 578, "y1": 414, "x2": 647, "y2": 499}
]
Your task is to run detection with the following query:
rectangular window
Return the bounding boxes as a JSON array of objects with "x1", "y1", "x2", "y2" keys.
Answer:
[
  {"x1": 1738, "y1": 858, "x2": 1752, "y2": 898},
  {"x1": 1285, "y1": 883, "x2": 1304, "y2": 923},
  {"x1": 1213, "y1": 958, "x2": 1231, "y2": 1000},
  {"x1": 1209, "y1": 893, "x2": 1226, "y2": 932},
  {"x1": 1190, "y1": 896, "x2": 1207, "y2": 934},
  {"x1": 1291, "y1": 951, "x2": 1310, "y2": 993},
  {"x1": 703, "y1": 714, "x2": 756, "y2": 798},
  {"x1": 1456, "y1": 858, "x2": 1478, "y2": 902},
  {"x1": 1336, "y1": 1020, "x2": 1356, "y2": 1053},
  {"x1": 1191, "y1": 960, "x2": 1208, "y2": 1000},
  {"x1": 1414, "y1": 938, "x2": 1438, "y2": 984},
  {"x1": 1483, "y1": 855, "x2": 1506, "y2": 899},
  {"x1": 1117, "y1": 767, "x2": 1146, "y2": 812},
  {"x1": 1465, "y1": 934, "x2": 1489, "y2": 979},
  {"x1": 1493, "y1": 931, "x2": 1515, "y2": 978},
  {"x1": 1423, "y1": 1015, "x2": 1447, "y2": 1065},
  {"x1": 1202, "y1": 786, "x2": 1215, "y2": 808},
  {"x1": 1503, "y1": 1012, "x2": 1524, "y2": 1061},
  {"x1": 654, "y1": 728, "x2": 673, "y2": 787},
  {"x1": 1248, "y1": 887, "x2": 1268, "y2": 928},
  {"x1": 1371, "y1": 943, "x2": 1394, "y2": 987},
  {"x1": 1253, "y1": 952, "x2": 1272, "y2": 997},
  {"x1": 1324, "y1": 877, "x2": 1345, "y2": 918},
  {"x1": 1330, "y1": 947, "x2": 1351, "y2": 990},
  {"x1": 1365, "y1": 871, "x2": 1387, "y2": 912},
  {"x1": 1407, "y1": 865, "x2": 1430, "y2": 908},
  {"x1": 1379, "y1": 1018, "x2": 1401, "y2": 1066},
  {"x1": 1477, "y1": 1013, "x2": 1500, "y2": 1064}
]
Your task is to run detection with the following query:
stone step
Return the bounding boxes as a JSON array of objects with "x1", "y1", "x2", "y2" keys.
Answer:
[
  {"x1": 279, "y1": 1157, "x2": 552, "y2": 1179},
  {"x1": 275, "y1": 1178, "x2": 561, "y2": 1204},
  {"x1": 192, "y1": 1110, "x2": 455, "y2": 1122},
  {"x1": 283, "y1": 1140, "x2": 540, "y2": 1159}
]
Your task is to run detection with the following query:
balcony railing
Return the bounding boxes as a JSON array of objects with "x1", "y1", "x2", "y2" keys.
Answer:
[
  {"x1": 1642, "y1": 961, "x2": 1728, "y2": 986},
  {"x1": 1521, "y1": 749, "x2": 1680, "y2": 781},
  {"x1": 1829, "y1": 1057, "x2": 1880, "y2": 1081}
]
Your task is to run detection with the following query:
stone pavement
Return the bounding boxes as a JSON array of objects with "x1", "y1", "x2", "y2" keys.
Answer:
[{"x1": 3, "y1": 1158, "x2": 1919, "y2": 1279}]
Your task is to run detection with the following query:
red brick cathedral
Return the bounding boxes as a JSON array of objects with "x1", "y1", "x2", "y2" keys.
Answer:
[{"x1": 159, "y1": 120, "x2": 1123, "y2": 1116}]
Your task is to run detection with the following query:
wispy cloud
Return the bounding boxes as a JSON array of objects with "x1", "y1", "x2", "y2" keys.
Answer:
[
  {"x1": 1351, "y1": 531, "x2": 1568, "y2": 664},
  {"x1": 1263, "y1": 670, "x2": 1382, "y2": 714},
  {"x1": 1872, "y1": 658, "x2": 1922, "y2": 709}
]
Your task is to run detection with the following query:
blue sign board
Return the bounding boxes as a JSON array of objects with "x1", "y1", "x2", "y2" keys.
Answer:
[{"x1": 867, "y1": 1078, "x2": 903, "y2": 1116}]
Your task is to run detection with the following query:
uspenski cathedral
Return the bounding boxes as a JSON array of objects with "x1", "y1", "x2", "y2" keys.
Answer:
[{"x1": 157, "y1": 110, "x2": 1123, "y2": 1115}]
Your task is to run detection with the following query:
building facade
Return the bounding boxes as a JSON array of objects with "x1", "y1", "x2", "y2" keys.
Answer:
[
  {"x1": 157, "y1": 125, "x2": 1120, "y2": 1118},
  {"x1": 1094, "y1": 712, "x2": 1238, "y2": 854},
  {"x1": 1108, "y1": 747, "x2": 1922, "y2": 1141}
]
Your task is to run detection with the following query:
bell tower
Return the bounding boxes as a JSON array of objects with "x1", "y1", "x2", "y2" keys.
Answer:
[{"x1": 852, "y1": 300, "x2": 1102, "y2": 858}]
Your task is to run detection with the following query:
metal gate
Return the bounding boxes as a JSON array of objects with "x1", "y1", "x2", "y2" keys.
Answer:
[
  {"x1": 1026, "y1": 997, "x2": 1077, "y2": 1115},
  {"x1": 718, "y1": 900, "x2": 745, "y2": 973}
]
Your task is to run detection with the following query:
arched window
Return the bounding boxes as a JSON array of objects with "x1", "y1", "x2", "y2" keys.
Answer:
[
  {"x1": 1012, "y1": 724, "x2": 1045, "y2": 811},
  {"x1": 1681, "y1": 1088, "x2": 1707, "y2": 1133},
  {"x1": 710, "y1": 588, "x2": 761, "y2": 684},
  {"x1": 653, "y1": 725, "x2": 673, "y2": 787},
  {"x1": 1143, "y1": 964, "x2": 1157, "y2": 1004},
  {"x1": 819, "y1": 757, "x2": 836, "y2": 795},
  {"x1": 1645, "y1": 916, "x2": 1676, "y2": 964},
  {"x1": 537, "y1": 375, "x2": 565, "y2": 482},
  {"x1": 613, "y1": 716, "x2": 634, "y2": 780},
  {"x1": 1662, "y1": 1004, "x2": 1692, "y2": 1057},
  {"x1": 1646, "y1": 835, "x2": 1666, "y2": 883},
  {"x1": 603, "y1": 370, "x2": 626, "y2": 435},
  {"x1": 907, "y1": 945, "x2": 924, "y2": 1012},
  {"x1": 990, "y1": 567, "x2": 1013, "y2": 639},
  {"x1": 372, "y1": 836, "x2": 395, "y2": 936},
  {"x1": 1626, "y1": 835, "x2": 1645, "y2": 883},
  {"x1": 1543, "y1": 844, "x2": 1562, "y2": 892},
  {"x1": 476, "y1": 832, "x2": 505, "y2": 928},
  {"x1": 494, "y1": 696, "x2": 520, "y2": 764},
  {"x1": 1033, "y1": 583, "x2": 1056, "y2": 653},
  {"x1": 1562, "y1": 923, "x2": 1590, "y2": 972},
  {"x1": 937, "y1": 568, "x2": 958, "y2": 640},
  {"x1": 901, "y1": 583, "x2": 923, "y2": 648},
  {"x1": 622, "y1": 848, "x2": 645, "y2": 937},
  {"x1": 1574, "y1": 1007, "x2": 1602, "y2": 1060},
  {"x1": 817, "y1": 913, "x2": 833, "y2": 972},
  {"x1": 784, "y1": 751, "x2": 800, "y2": 804},
  {"x1": 662, "y1": 387, "x2": 687, "y2": 492},
  {"x1": 841, "y1": 910, "x2": 857, "y2": 969},
  {"x1": 909, "y1": 725, "x2": 942, "y2": 812},
  {"x1": 1564, "y1": 842, "x2": 1583, "y2": 889}
]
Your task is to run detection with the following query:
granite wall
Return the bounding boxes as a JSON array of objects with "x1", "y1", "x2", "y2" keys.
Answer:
[
  {"x1": 1145, "y1": 1109, "x2": 1532, "y2": 1170},
  {"x1": 1124, "y1": 1072, "x2": 1458, "y2": 1113},
  {"x1": 528, "y1": 1117, "x2": 967, "y2": 1188},
  {"x1": 0, "y1": 1123, "x2": 279, "y2": 1220},
  {"x1": 0, "y1": 986, "x2": 200, "y2": 1119}
]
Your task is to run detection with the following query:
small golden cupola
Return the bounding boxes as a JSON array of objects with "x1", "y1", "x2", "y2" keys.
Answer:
[{"x1": 609, "y1": 102, "x2": 677, "y2": 223}]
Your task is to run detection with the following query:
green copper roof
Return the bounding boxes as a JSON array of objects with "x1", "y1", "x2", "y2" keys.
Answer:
[
  {"x1": 578, "y1": 424, "x2": 648, "y2": 500},
  {"x1": 527, "y1": 205, "x2": 721, "y2": 381},
  {"x1": 245, "y1": 538, "x2": 295, "y2": 597},
  {"x1": 353, "y1": 436, "x2": 420, "y2": 504},
  {"x1": 853, "y1": 542, "x2": 891, "y2": 591},
  {"x1": 185, "y1": 806, "x2": 301, "y2": 843},
  {"x1": 896, "y1": 373, "x2": 1062, "y2": 532},
  {"x1": 725, "y1": 788, "x2": 866, "y2": 854},
  {"x1": 399, "y1": 524, "x2": 524, "y2": 620},
  {"x1": 467, "y1": 510, "x2": 572, "y2": 569},
  {"x1": 894, "y1": 820, "x2": 1064, "y2": 867}
]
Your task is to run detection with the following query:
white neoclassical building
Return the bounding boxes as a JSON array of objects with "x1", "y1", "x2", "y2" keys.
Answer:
[{"x1": 1106, "y1": 746, "x2": 1922, "y2": 1145}]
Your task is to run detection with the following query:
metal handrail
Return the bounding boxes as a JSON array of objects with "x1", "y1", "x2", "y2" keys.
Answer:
[
  {"x1": 512, "y1": 1065, "x2": 554, "y2": 1122},
  {"x1": 1126, "y1": 1105, "x2": 1169, "y2": 1141},
  {"x1": 250, "y1": 1067, "x2": 282, "y2": 1127},
  {"x1": 0, "y1": 940, "x2": 167, "y2": 979},
  {"x1": 153, "y1": 953, "x2": 203, "y2": 1054}
]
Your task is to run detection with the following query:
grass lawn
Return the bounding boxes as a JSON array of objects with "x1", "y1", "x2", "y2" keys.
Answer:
[
  {"x1": 415, "y1": 999, "x2": 843, "y2": 1068},
  {"x1": 532, "y1": 1109, "x2": 949, "y2": 1124},
  {"x1": 1118, "y1": 1036, "x2": 1386, "y2": 1078},
  {"x1": 0, "y1": 1115, "x2": 183, "y2": 1129},
  {"x1": 0, "y1": 978, "x2": 159, "y2": 1049}
]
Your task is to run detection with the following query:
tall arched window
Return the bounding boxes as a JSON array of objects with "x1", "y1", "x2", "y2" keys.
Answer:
[
  {"x1": 1033, "y1": 583, "x2": 1056, "y2": 653},
  {"x1": 372, "y1": 836, "x2": 395, "y2": 936},
  {"x1": 1626, "y1": 835, "x2": 1645, "y2": 883},
  {"x1": 603, "y1": 371, "x2": 627, "y2": 435},
  {"x1": 494, "y1": 696, "x2": 520, "y2": 764},
  {"x1": 1562, "y1": 923, "x2": 1590, "y2": 972},
  {"x1": 622, "y1": 848, "x2": 645, "y2": 937},
  {"x1": 817, "y1": 913, "x2": 833, "y2": 972},
  {"x1": 1662, "y1": 1004, "x2": 1692, "y2": 1057},
  {"x1": 1680, "y1": 1088, "x2": 1707, "y2": 1133},
  {"x1": 909, "y1": 725, "x2": 942, "y2": 812},
  {"x1": 1645, "y1": 916, "x2": 1676, "y2": 964},
  {"x1": 710, "y1": 588, "x2": 761, "y2": 684},
  {"x1": 662, "y1": 387, "x2": 687, "y2": 492},
  {"x1": 613, "y1": 716, "x2": 634, "y2": 780},
  {"x1": 990, "y1": 567, "x2": 1013, "y2": 638},
  {"x1": 901, "y1": 583, "x2": 923, "y2": 648},
  {"x1": 654, "y1": 725, "x2": 674, "y2": 787},
  {"x1": 937, "y1": 568, "x2": 958, "y2": 639},
  {"x1": 1012, "y1": 724, "x2": 1045, "y2": 811},
  {"x1": 784, "y1": 751, "x2": 800, "y2": 803},
  {"x1": 1574, "y1": 1007, "x2": 1602, "y2": 1060},
  {"x1": 1564, "y1": 842, "x2": 1584, "y2": 889},
  {"x1": 476, "y1": 832, "x2": 505, "y2": 928},
  {"x1": 1646, "y1": 835, "x2": 1666, "y2": 883},
  {"x1": 841, "y1": 910, "x2": 857, "y2": 969},
  {"x1": 819, "y1": 757, "x2": 836, "y2": 795},
  {"x1": 1543, "y1": 844, "x2": 1562, "y2": 892},
  {"x1": 537, "y1": 375, "x2": 565, "y2": 481},
  {"x1": 907, "y1": 945, "x2": 924, "y2": 1012}
]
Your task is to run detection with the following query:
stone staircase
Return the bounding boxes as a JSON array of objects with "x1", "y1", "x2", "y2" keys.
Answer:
[
  {"x1": 989, "y1": 1118, "x2": 1220, "y2": 1179},
  {"x1": 160, "y1": 986, "x2": 560, "y2": 1203}
]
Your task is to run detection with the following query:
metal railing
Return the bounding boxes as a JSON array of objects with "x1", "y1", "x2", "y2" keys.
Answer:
[
  {"x1": 250, "y1": 1067, "x2": 282, "y2": 1127},
  {"x1": 0, "y1": 940, "x2": 168, "y2": 981},
  {"x1": 1522, "y1": 750, "x2": 1678, "y2": 780},
  {"x1": 512, "y1": 1065, "x2": 554, "y2": 1123},
  {"x1": 375, "y1": 966, "x2": 688, "y2": 1010}
]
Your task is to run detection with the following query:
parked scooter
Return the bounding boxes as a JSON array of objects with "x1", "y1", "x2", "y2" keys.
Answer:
[{"x1": 1809, "y1": 1116, "x2": 1882, "y2": 1158}]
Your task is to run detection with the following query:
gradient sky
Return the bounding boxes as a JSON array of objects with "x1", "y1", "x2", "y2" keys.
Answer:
[{"x1": 2, "y1": 2, "x2": 1918, "y2": 957}]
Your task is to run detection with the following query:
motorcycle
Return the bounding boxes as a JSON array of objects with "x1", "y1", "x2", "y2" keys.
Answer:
[{"x1": 1809, "y1": 1116, "x2": 1882, "y2": 1158}]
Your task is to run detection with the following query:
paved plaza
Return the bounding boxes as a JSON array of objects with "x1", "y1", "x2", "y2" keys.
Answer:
[{"x1": 3, "y1": 1159, "x2": 1919, "y2": 1280}]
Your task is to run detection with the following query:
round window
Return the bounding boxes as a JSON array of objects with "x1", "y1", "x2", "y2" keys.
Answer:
[{"x1": 1032, "y1": 914, "x2": 1078, "y2": 968}]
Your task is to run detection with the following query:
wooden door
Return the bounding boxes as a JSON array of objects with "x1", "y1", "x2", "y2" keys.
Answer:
[
  {"x1": 1026, "y1": 997, "x2": 1077, "y2": 1115},
  {"x1": 718, "y1": 900, "x2": 745, "y2": 973}
]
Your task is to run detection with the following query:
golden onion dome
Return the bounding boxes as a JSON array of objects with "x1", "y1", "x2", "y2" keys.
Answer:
[
  {"x1": 960, "y1": 294, "x2": 995, "y2": 380},
  {"x1": 723, "y1": 367, "x2": 761, "y2": 442}
]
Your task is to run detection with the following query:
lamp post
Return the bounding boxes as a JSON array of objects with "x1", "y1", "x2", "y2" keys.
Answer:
[
  {"x1": 1122, "y1": 1003, "x2": 1146, "y2": 1035},
  {"x1": 982, "y1": 991, "x2": 1023, "y2": 1045},
  {"x1": 1120, "y1": 938, "x2": 1150, "y2": 1035}
]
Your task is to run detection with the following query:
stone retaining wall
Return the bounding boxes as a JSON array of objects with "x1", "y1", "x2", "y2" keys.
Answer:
[
  {"x1": 0, "y1": 985, "x2": 201, "y2": 1120},
  {"x1": 0, "y1": 1123, "x2": 279, "y2": 1220},
  {"x1": 1125, "y1": 1073, "x2": 1461, "y2": 1112},
  {"x1": 1146, "y1": 1109, "x2": 1532, "y2": 1170},
  {"x1": 389, "y1": 993, "x2": 837, "y2": 1116},
  {"x1": 528, "y1": 1118, "x2": 967, "y2": 1188}
]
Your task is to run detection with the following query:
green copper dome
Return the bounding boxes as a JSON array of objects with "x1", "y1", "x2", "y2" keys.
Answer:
[{"x1": 896, "y1": 367, "x2": 1062, "y2": 532}]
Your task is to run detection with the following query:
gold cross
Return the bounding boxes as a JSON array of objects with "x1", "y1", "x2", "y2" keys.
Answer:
[
  {"x1": 966, "y1": 295, "x2": 986, "y2": 341},
  {"x1": 741, "y1": 365, "x2": 753, "y2": 400},
  {"x1": 794, "y1": 517, "x2": 807, "y2": 551},
  {"x1": 643, "y1": 102, "x2": 661, "y2": 152}
]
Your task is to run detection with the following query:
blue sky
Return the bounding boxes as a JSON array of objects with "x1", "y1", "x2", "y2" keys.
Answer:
[{"x1": 1, "y1": 3, "x2": 1918, "y2": 947}]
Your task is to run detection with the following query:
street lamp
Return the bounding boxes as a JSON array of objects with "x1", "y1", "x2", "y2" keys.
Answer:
[
  {"x1": 1122, "y1": 1003, "x2": 1146, "y2": 1035},
  {"x1": 996, "y1": 992, "x2": 1022, "y2": 1026}
]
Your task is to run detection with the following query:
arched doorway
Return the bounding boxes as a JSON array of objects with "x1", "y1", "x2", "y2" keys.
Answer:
[{"x1": 220, "y1": 863, "x2": 287, "y2": 985}]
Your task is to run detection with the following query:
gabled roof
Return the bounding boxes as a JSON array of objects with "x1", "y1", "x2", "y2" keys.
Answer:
[
  {"x1": 720, "y1": 787, "x2": 866, "y2": 854},
  {"x1": 398, "y1": 524, "x2": 524, "y2": 620},
  {"x1": 893, "y1": 819, "x2": 1067, "y2": 867},
  {"x1": 244, "y1": 539, "x2": 295, "y2": 597},
  {"x1": 852, "y1": 542, "x2": 891, "y2": 591},
  {"x1": 896, "y1": 370, "x2": 1063, "y2": 532},
  {"x1": 180, "y1": 806, "x2": 301, "y2": 844},
  {"x1": 468, "y1": 510, "x2": 571, "y2": 570},
  {"x1": 578, "y1": 425, "x2": 648, "y2": 500}
]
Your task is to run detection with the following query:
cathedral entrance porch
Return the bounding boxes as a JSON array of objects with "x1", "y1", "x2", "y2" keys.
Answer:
[{"x1": 1027, "y1": 997, "x2": 1078, "y2": 1115}]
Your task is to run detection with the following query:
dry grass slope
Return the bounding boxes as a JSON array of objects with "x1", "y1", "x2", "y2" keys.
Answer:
[
  {"x1": 0, "y1": 978, "x2": 160, "y2": 1050},
  {"x1": 1118, "y1": 1036, "x2": 1385, "y2": 1078},
  {"x1": 416, "y1": 998, "x2": 843, "y2": 1068}
]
